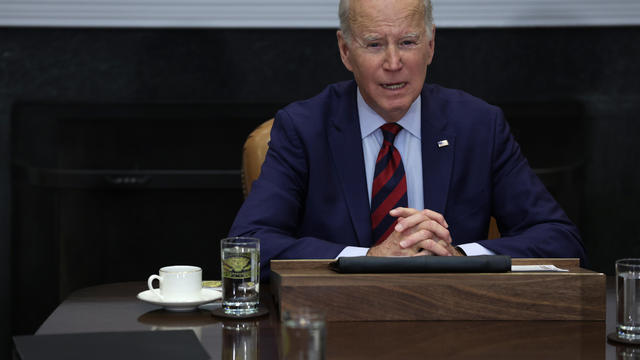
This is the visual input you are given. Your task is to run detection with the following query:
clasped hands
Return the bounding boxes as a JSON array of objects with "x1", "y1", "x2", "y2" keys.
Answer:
[{"x1": 367, "y1": 207, "x2": 463, "y2": 257}]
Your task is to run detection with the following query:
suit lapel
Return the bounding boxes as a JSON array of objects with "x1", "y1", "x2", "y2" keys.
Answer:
[
  {"x1": 420, "y1": 86, "x2": 456, "y2": 214},
  {"x1": 327, "y1": 83, "x2": 372, "y2": 247}
]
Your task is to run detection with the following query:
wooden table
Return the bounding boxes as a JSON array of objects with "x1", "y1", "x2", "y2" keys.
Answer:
[{"x1": 34, "y1": 279, "x2": 630, "y2": 359}]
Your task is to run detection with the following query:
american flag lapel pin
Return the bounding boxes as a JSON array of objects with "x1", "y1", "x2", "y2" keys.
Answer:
[{"x1": 437, "y1": 139, "x2": 449, "y2": 148}]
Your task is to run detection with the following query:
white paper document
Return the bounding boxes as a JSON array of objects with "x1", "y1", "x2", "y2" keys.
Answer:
[{"x1": 510, "y1": 265, "x2": 569, "y2": 272}]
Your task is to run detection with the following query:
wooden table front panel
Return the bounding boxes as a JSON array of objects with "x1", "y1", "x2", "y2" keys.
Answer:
[{"x1": 271, "y1": 259, "x2": 606, "y2": 321}]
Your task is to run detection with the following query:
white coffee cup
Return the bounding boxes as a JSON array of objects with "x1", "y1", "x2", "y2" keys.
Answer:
[{"x1": 147, "y1": 265, "x2": 202, "y2": 302}]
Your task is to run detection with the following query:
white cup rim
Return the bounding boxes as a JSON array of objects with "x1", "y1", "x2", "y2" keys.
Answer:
[{"x1": 159, "y1": 265, "x2": 202, "y2": 273}]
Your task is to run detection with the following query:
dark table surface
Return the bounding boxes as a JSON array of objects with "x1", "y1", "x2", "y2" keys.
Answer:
[{"x1": 34, "y1": 278, "x2": 635, "y2": 359}]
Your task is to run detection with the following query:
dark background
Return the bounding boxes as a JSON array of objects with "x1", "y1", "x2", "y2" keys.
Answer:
[{"x1": 1, "y1": 26, "x2": 639, "y2": 358}]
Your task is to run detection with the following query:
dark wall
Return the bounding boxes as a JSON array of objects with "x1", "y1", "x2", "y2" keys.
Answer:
[{"x1": 1, "y1": 26, "x2": 639, "y2": 357}]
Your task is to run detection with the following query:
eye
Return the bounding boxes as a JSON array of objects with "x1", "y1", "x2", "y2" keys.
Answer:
[
  {"x1": 367, "y1": 42, "x2": 381, "y2": 48},
  {"x1": 401, "y1": 40, "x2": 417, "y2": 47}
]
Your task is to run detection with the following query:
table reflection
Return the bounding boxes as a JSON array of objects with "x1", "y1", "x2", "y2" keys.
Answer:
[
  {"x1": 138, "y1": 309, "x2": 213, "y2": 342},
  {"x1": 222, "y1": 320, "x2": 258, "y2": 360},
  {"x1": 612, "y1": 343, "x2": 640, "y2": 359}
]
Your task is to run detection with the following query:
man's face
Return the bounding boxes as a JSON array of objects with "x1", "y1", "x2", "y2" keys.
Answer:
[{"x1": 337, "y1": 0, "x2": 434, "y2": 123}]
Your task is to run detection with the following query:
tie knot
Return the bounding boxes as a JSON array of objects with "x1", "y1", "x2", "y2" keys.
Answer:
[{"x1": 380, "y1": 123, "x2": 402, "y2": 144}]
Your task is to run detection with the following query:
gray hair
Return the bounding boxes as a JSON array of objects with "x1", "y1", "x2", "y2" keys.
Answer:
[{"x1": 339, "y1": 0, "x2": 434, "y2": 43}]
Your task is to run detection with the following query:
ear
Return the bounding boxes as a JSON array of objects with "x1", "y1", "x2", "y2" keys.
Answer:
[
  {"x1": 337, "y1": 30, "x2": 354, "y2": 72},
  {"x1": 426, "y1": 25, "x2": 436, "y2": 65}
]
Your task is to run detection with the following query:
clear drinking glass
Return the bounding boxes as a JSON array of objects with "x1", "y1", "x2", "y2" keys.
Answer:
[
  {"x1": 220, "y1": 237, "x2": 260, "y2": 315},
  {"x1": 280, "y1": 308, "x2": 326, "y2": 360},
  {"x1": 616, "y1": 258, "x2": 640, "y2": 340}
]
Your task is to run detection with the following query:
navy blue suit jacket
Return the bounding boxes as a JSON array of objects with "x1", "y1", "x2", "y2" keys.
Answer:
[{"x1": 230, "y1": 81, "x2": 586, "y2": 279}]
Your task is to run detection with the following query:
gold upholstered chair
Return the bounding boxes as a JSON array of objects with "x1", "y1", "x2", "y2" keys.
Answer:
[
  {"x1": 240, "y1": 119, "x2": 500, "y2": 239},
  {"x1": 241, "y1": 119, "x2": 274, "y2": 198}
]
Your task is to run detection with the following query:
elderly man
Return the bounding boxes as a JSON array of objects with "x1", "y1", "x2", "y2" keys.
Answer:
[{"x1": 229, "y1": 0, "x2": 586, "y2": 279}]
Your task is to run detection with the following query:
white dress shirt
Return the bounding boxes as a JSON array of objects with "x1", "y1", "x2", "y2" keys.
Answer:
[{"x1": 337, "y1": 88, "x2": 494, "y2": 258}]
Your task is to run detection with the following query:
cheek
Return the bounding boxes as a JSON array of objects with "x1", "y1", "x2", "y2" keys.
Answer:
[
  {"x1": 408, "y1": 58, "x2": 429, "y2": 77},
  {"x1": 353, "y1": 57, "x2": 380, "y2": 79}
]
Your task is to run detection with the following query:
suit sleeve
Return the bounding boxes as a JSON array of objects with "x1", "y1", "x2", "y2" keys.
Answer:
[
  {"x1": 228, "y1": 109, "x2": 346, "y2": 280},
  {"x1": 476, "y1": 109, "x2": 587, "y2": 265}
]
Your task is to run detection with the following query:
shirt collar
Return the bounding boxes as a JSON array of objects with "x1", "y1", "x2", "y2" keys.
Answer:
[{"x1": 357, "y1": 87, "x2": 421, "y2": 140}]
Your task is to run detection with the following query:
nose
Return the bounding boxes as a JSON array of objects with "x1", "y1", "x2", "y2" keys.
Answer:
[{"x1": 383, "y1": 46, "x2": 402, "y2": 71}]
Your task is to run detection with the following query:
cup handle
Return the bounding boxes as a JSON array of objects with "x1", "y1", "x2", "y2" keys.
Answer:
[{"x1": 147, "y1": 275, "x2": 163, "y2": 299}]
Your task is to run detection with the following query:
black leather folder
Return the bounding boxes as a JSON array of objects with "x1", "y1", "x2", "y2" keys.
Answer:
[{"x1": 330, "y1": 255, "x2": 511, "y2": 273}]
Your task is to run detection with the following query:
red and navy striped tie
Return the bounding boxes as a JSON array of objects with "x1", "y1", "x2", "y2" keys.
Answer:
[{"x1": 371, "y1": 123, "x2": 408, "y2": 245}]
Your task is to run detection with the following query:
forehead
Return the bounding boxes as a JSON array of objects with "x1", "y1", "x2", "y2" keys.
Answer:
[{"x1": 350, "y1": 0, "x2": 425, "y2": 36}]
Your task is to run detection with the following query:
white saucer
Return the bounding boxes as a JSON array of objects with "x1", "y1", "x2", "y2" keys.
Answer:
[{"x1": 137, "y1": 288, "x2": 222, "y2": 312}]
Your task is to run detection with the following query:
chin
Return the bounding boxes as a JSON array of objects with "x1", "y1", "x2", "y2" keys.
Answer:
[{"x1": 385, "y1": 100, "x2": 414, "y2": 115}]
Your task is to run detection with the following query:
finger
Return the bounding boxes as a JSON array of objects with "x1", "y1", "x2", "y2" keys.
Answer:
[
  {"x1": 394, "y1": 211, "x2": 430, "y2": 232},
  {"x1": 417, "y1": 220, "x2": 452, "y2": 244},
  {"x1": 438, "y1": 240, "x2": 459, "y2": 256},
  {"x1": 398, "y1": 229, "x2": 434, "y2": 248},
  {"x1": 417, "y1": 239, "x2": 453, "y2": 257},
  {"x1": 412, "y1": 250, "x2": 433, "y2": 257},
  {"x1": 390, "y1": 207, "x2": 448, "y2": 228},
  {"x1": 389, "y1": 207, "x2": 419, "y2": 218},
  {"x1": 446, "y1": 243, "x2": 463, "y2": 256},
  {"x1": 393, "y1": 208, "x2": 450, "y2": 233},
  {"x1": 399, "y1": 218, "x2": 451, "y2": 244},
  {"x1": 420, "y1": 209, "x2": 449, "y2": 228}
]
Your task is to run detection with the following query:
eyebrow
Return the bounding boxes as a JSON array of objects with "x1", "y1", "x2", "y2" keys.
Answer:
[
  {"x1": 402, "y1": 33, "x2": 421, "y2": 39},
  {"x1": 362, "y1": 34, "x2": 381, "y2": 42},
  {"x1": 361, "y1": 32, "x2": 421, "y2": 41}
]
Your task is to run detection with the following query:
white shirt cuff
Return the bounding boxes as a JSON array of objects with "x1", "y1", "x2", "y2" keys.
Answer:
[
  {"x1": 457, "y1": 242, "x2": 496, "y2": 256},
  {"x1": 336, "y1": 246, "x2": 369, "y2": 258}
]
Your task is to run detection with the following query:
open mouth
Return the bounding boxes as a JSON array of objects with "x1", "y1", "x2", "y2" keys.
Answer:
[{"x1": 381, "y1": 82, "x2": 407, "y2": 90}]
